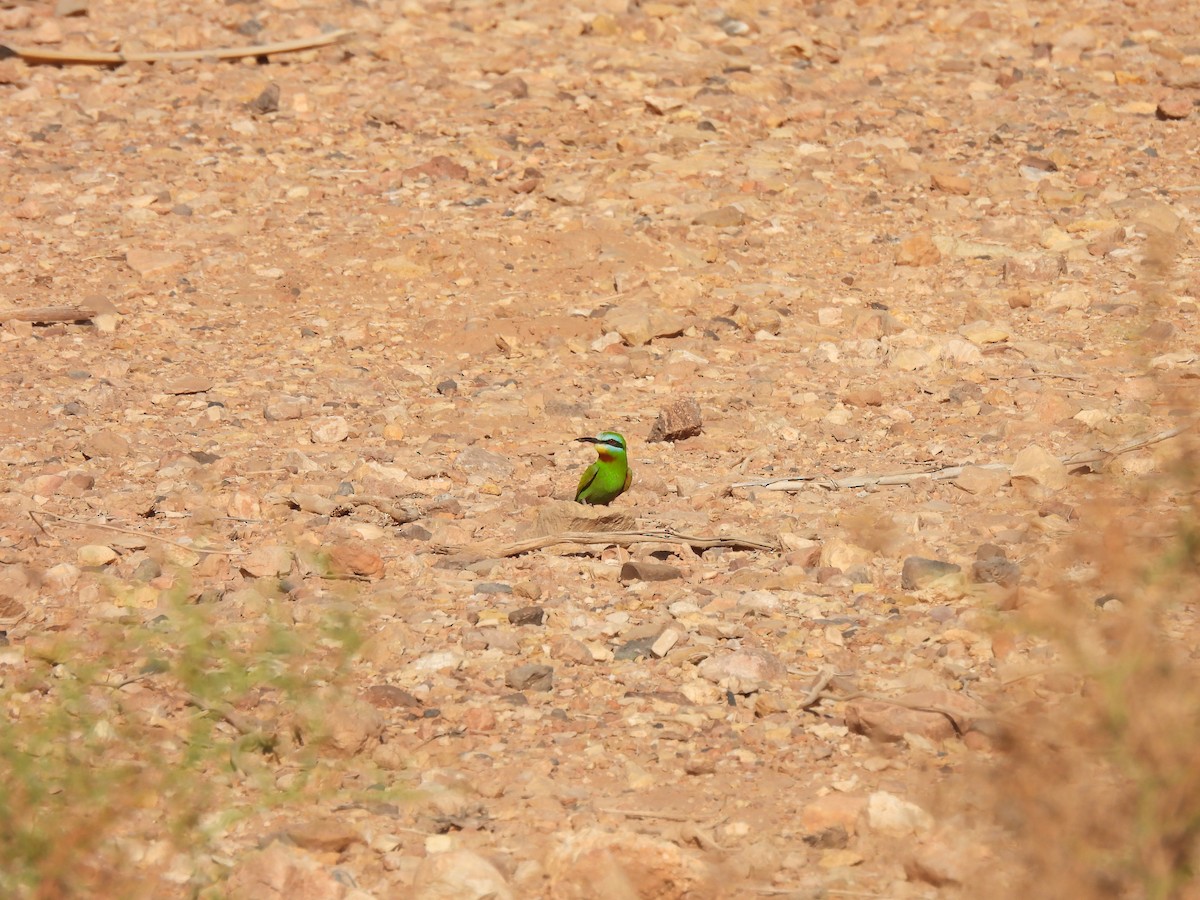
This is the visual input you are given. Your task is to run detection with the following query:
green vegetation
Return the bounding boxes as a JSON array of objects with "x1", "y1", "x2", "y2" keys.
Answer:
[{"x1": 0, "y1": 586, "x2": 365, "y2": 898}]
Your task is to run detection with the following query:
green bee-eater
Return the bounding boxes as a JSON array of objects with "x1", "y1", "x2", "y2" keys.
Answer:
[{"x1": 574, "y1": 431, "x2": 631, "y2": 505}]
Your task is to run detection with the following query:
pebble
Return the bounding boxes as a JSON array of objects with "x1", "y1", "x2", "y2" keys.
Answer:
[
  {"x1": 901, "y1": 557, "x2": 962, "y2": 590},
  {"x1": 506, "y1": 663, "x2": 554, "y2": 691},
  {"x1": 1010, "y1": 444, "x2": 1067, "y2": 490},
  {"x1": 310, "y1": 416, "x2": 350, "y2": 444},
  {"x1": 413, "y1": 850, "x2": 514, "y2": 900},
  {"x1": 80, "y1": 430, "x2": 130, "y2": 459},
  {"x1": 619, "y1": 560, "x2": 682, "y2": 583},
  {"x1": 895, "y1": 233, "x2": 941, "y2": 266},
  {"x1": 125, "y1": 249, "x2": 185, "y2": 276},
  {"x1": 866, "y1": 791, "x2": 934, "y2": 836},
  {"x1": 78, "y1": 544, "x2": 118, "y2": 566},
  {"x1": 454, "y1": 446, "x2": 515, "y2": 479},
  {"x1": 646, "y1": 396, "x2": 703, "y2": 442},
  {"x1": 697, "y1": 648, "x2": 785, "y2": 694},
  {"x1": 508, "y1": 606, "x2": 545, "y2": 626}
]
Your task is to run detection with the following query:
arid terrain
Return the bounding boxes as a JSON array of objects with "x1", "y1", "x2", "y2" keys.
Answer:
[{"x1": 1, "y1": 0, "x2": 1198, "y2": 896}]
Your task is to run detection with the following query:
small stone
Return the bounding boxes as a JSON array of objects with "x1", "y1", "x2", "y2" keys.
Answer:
[
  {"x1": 1010, "y1": 444, "x2": 1067, "y2": 490},
  {"x1": 327, "y1": 543, "x2": 384, "y2": 578},
  {"x1": 614, "y1": 635, "x2": 658, "y2": 660},
  {"x1": 508, "y1": 606, "x2": 545, "y2": 626},
  {"x1": 866, "y1": 791, "x2": 934, "y2": 836},
  {"x1": 492, "y1": 75, "x2": 529, "y2": 99},
  {"x1": 972, "y1": 556, "x2": 1020, "y2": 587},
  {"x1": 646, "y1": 396, "x2": 703, "y2": 442},
  {"x1": 895, "y1": 233, "x2": 941, "y2": 266},
  {"x1": 80, "y1": 430, "x2": 130, "y2": 459},
  {"x1": 891, "y1": 348, "x2": 933, "y2": 370},
  {"x1": 313, "y1": 696, "x2": 383, "y2": 757},
  {"x1": 650, "y1": 627, "x2": 681, "y2": 658},
  {"x1": 602, "y1": 303, "x2": 686, "y2": 346},
  {"x1": 1156, "y1": 96, "x2": 1192, "y2": 120},
  {"x1": 125, "y1": 248, "x2": 185, "y2": 276},
  {"x1": 436, "y1": 379, "x2": 458, "y2": 395},
  {"x1": 225, "y1": 843, "x2": 347, "y2": 900},
  {"x1": 310, "y1": 416, "x2": 349, "y2": 444},
  {"x1": 454, "y1": 446, "x2": 514, "y2": 479},
  {"x1": 848, "y1": 690, "x2": 990, "y2": 743},
  {"x1": 283, "y1": 818, "x2": 362, "y2": 853},
  {"x1": 506, "y1": 663, "x2": 553, "y2": 691},
  {"x1": 165, "y1": 376, "x2": 213, "y2": 395},
  {"x1": 1002, "y1": 254, "x2": 1066, "y2": 282},
  {"x1": 248, "y1": 83, "x2": 280, "y2": 115},
  {"x1": 619, "y1": 560, "x2": 682, "y2": 583},
  {"x1": 547, "y1": 828, "x2": 712, "y2": 899},
  {"x1": 818, "y1": 849, "x2": 864, "y2": 869},
  {"x1": 548, "y1": 634, "x2": 593, "y2": 664},
  {"x1": 692, "y1": 205, "x2": 747, "y2": 227},
  {"x1": 802, "y1": 794, "x2": 866, "y2": 836},
  {"x1": 44, "y1": 562, "x2": 81, "y2": 590},
  {"x1": 55, "y1": 0, "x2": 89, "y2": 15},
  {"x1": 404, "y1": 155, "x2": 470, "y2": 180},
  {"x1": 412, "y1": 850, "x2": 514, "y2": 900},
  {"x1": 362, "y1": 684, "x2": 421, "y2": 710},
  {"x1": 264, "y1": 396, "x2": 311, "y2": 421},
  {"x1": 952, "y1": 465, "x2": 1008, "y2": 495},
  {"x1": 227, "y1": 492, "x2": 261, "y2": 519},
  {"x1": 930, "y1": 172, "x2": 971, "y2": 194},
  {"x1": 240, "y1": 546, "x2": 293, "y2": 578},
  {"x1": 78, "y1": 544, "x2": 117, "y2": 566},
  {"x1": 959, "y1": 321, "x2": 1010, "y2": 345},
  {"x1": 819, "y1": 538, "x2": 874, "y2": 570},
  {"x1": 697, "y1": 648, "x2": 785, "y2": 694},
  {"x1": 901, "y1": 557, "x2": 962, "y2": 590},
  {"x1": 844, "y1": 387, "x2": 883, "y2": 407},
  {"x1": 906, "y1": 834, "x2": 978, "y2": 887}
]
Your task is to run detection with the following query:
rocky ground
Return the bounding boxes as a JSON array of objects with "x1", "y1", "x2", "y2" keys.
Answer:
[{"x1": 1, "y1": 0, "x2": 1198, "y2": 896}]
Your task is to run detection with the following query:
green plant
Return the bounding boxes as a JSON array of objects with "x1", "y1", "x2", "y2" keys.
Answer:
[{"x1": 0, "y1": 585, "x2": 366, "y2": 898}]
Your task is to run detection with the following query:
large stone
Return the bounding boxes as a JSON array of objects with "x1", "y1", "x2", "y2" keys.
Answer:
[
  {"x1": 412, "y1": 850, "x2": 514, "y2": 900},
  {"x1": 696, "y1": 648, "x2": 785, "y2": 694},
  {"x1": 646, "y1": 396, "x2": 702, "y2": 443},
  {"x1": 225, "y1": 843, "x2": 349, "y2": 900},
  {"x1": 547, "y1": 828, "x2": 713, "y2": 899}
]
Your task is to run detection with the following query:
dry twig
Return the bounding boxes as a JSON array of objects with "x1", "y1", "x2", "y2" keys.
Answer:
[
  {"x1": 733, "y1": 422, "x2": 1194, "y2": 492},
  {"x1": 1, "y1": 29, "x2": 353, "y2": 66},
  {"x1": 494, "y1": 529, "x2": 778, "y2": 557},
  {"x1": 0, "y1": 305, "x2": 97, "y2": 324},
  {"x1": 29, "y1": 510, "x2": 244, "y2": 556}
]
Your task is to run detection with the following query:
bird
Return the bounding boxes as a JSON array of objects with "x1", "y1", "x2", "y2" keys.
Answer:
[{"x1": 574, "y1": 431, "x2": 631, "y2": 505}]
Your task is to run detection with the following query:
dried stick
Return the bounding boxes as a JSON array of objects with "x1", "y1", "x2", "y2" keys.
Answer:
[
  {"x1": 733, "y1": 422, "x2": 1194, "y2": 492},
  {"x1": 29, "y1": 510, "x2": 244, "y2": 556},
  {"x1": 796, "y1": 667, "x2": 837, "y2": 710},
  {"x1": 495, "y1": 529, "x2": 779, "y2": 558},
  {"x1": 0, "y1": 305, "x2": 97, "y2": 324},
  {"x1": 2, "y1": 29, "x2": 353, "y2": 66},
  {"x1": 2, "y1": 30, "x2": 350, "y2": 66}
]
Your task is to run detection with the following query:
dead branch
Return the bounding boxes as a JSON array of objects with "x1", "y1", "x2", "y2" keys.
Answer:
[
  {"x1": 1, "y1": 29, "x2": 353, "y2": 66},
  {"x1": 29, "y1": 510, "x2": 244, "y2": 556},
  {"x1": 494, "y1": 529, "x2": 779, "y2": 558},
  {"x1": 733, "y1": 422, "x2": 1194, "y2": 492},
  {"x1": 0, "y1": 305, "x2": 96, "y2": 324}
]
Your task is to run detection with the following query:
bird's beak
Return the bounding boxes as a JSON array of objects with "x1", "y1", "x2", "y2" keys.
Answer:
[{"x1": 575, "y1": 436, "x2": 600, "y2": 444}]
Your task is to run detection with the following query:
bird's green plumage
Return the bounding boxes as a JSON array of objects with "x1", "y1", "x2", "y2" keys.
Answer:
[{"x1": 574, "y1": 431, "x2": 631, "y2": 505}]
